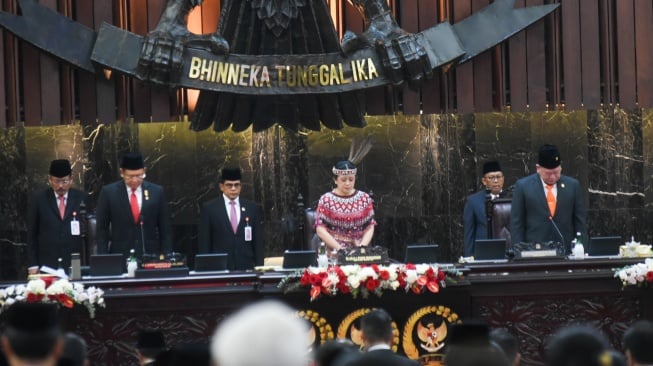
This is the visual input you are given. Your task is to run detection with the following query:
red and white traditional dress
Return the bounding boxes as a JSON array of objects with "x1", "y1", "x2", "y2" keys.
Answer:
[{"x1": 314, "y1": 190, "x2": 376, "y2": 249}]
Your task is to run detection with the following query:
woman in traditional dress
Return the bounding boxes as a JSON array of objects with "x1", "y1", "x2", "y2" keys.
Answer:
[{"x1": 315, "y1": 160, "x2": 376, "y2": 251}]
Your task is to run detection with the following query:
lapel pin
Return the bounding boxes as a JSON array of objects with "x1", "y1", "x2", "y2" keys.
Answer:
[{"x1": 144, "y1": 189, "x2": 150, "y2": 200}]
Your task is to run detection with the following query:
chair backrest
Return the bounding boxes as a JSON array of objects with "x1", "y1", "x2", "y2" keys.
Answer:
[
  {"x1": 490, "y1": 198, "x2": 512, "y2": 247},
  {"x1": 304, "y1": 208, "x2": 321, "y2": 251}
]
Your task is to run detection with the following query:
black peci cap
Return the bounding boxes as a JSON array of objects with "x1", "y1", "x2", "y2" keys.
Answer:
[
  {"x1": 120, "y1": 153, "x2": 145, "y2": 170},
  {"x1": 482, "y1": 161, "x2": 502, "y2": 175},
  {"x1": 49, "y1": 159, "x2": 72, "y2": 178},
  {"x1": 221, "y1": 167, "x2": 242, "y2": 181},
  {"x1": 538, "y1": 144, "x2": 561, "y2": 169}
]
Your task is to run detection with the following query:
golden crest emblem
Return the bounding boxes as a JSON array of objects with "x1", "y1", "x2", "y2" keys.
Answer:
[{"x1": 403, "y1": 305, "x2": 461, "y2": 366}]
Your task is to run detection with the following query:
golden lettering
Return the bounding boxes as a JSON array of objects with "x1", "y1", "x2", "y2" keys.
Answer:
[
  {"x1": 329, "y1": 64, "x2": 340, "y2": 85},
  {"x1": 260, "y1": 66, "x2": 271, "y2": 87},
  {"x1": 275, "y1": 65, "x2": 285, "y2": 85},
  {"x1": 239, "y1": 65, "x2": 250, "y2": 86},
  {"x1": 351, "y1": 60, "x2": 358, "y2": 82},
  {"x1": 188, "y1": 57, "x2": 202, "y2": 79},
  {"x1": 367, "y1": 58, "x2": 379, "y2": 79},
  {"x1": 227, "y1": 64, "x2": 239, "y2": 85},
  {"x1": 339, "y1": 63, "x2": 350, "y2": 84},
  {"x1": 249, "y1": 65, "x2": 260, "y2": 87},
  {"x1": 319, "y1": 65, "x2": 329, "y2": 85},
  {"x1": 355, "y1": 59, "x2": 367, "y2": 81},
  {"x1": 200, "y1": 59, "x2": 212, "y2": 81},
  {"x1": 308, "y1": 65, "x2": 318, "y2": 86}
]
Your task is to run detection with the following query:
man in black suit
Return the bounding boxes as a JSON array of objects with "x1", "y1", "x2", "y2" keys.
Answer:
[
  {"x1": 198, "y1": 167, "x2": 264, "y2": 270},
  {"x1": 463, "y1": 161, "x2": 507, "y2": 257},
  {"x1": 511, "y1": 144, "x2": 587, "y2": 252},
  {"x1": 27, "y1": 159, "x2": 89, "y2": 275},
  {"x1": 345, "y1": 309, "x2": 419, "y2": 366},
  {"x1": 96, "y1": 153, "x2": 172, "y2": 259}
]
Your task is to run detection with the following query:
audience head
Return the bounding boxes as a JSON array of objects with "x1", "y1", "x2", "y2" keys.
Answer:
[
  {"x1": 57, "y1": 333, "x2": 88, "y2": 366},
  {"x1": 623, "y1": 320, "x2": 653, "y2": 365},
  {"x1": 359, "y1": 309, "x2": 394, "y2": 348},
  {"x1": 211, "y1": 300, "x2": 309, "y2": 366},
  {"x1": 313, "y1": 339, "x2": 360, "y2": 366},
  {"x1": 544, "y1": 325, "x2": 610, "y2": 366},
  {"x1": 489, "y1": 328, "x2": 520, "y2": 366},
  {"x1": 0, "y1": 302, "x2": 63, "y2": 366},
  {"x1": 136, "y1": 329, "x2": 166, "y2": 364},
  {"x1": 444, "y1": 322, "x2": 510, "y2": 366}
]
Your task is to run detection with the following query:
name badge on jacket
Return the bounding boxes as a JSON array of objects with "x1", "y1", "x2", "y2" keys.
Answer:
[{"x1": 244, "y1": 217, "x2": 252, "y2": 242}]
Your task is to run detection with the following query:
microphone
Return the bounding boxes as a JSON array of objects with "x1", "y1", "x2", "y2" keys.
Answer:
[
  {"x1": 549, "y1": 216, "x2": 565, "y2": 246},
  {"x1": 139, "y1": 214, "x2": 146, "y2": 256}
]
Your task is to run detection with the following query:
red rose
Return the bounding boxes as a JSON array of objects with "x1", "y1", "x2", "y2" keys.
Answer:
[
  {"x1": 366, "y1": 279, "x2": 380, "y2": 291},
  {"x1": 26, "y1": 293, "x2": 44, "y2": 302},
  {"x1": 405, "y1": 263, "x2": 416, "y2": 270},
  {"x1": 411, "y1": 285, "x2": 422, "y2": 294},
  {"x1": 437, "y1": 270, "x2": 446, "y2": 281},
  {"x1": 426, "y1": 267, "x2": 435, "y2": 279},
  {"x1": 372, "y1": 264, "x2": 380, "y2": 273},
  {"x1": 300, "y1": 273, "x2": 311, "y2": 286},
  {"x1": 646, "y1": 271, "x2": 653, "y2": 282},
  {"x1": 380, "y1": 270, "x2": 390, "y2": 281}
]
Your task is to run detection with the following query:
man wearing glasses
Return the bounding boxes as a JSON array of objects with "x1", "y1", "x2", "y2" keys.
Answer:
[
  {"x1": 27, "y1": 159, "x2": 89, "y2": 275},
  {"x1": 463, "y1": 161, "x2": 507, "y2": 257},
  {"x1": 96, "y1": 152, "x2": 172, "y2": 259},
  {"x1": 198, "y1": 167, "x2": 264, "y2": 270}
]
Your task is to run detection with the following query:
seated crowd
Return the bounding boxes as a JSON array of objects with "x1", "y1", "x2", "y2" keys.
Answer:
[{"x1": 1, "y1": 300, "x2": 652, "y2": 366}]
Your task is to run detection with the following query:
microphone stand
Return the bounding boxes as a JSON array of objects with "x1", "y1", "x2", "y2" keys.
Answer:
[
  {"x1": 139, "y1": 215, "x2": 146, "y2": 257},
  {"x1": 485, "y1": 189, "x2": 493, "y2": 238},
  {"x1": 549, "y1": 216, "x2": 566, "y2": 253}
]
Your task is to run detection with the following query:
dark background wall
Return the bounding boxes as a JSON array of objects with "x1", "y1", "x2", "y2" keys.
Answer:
[{"x1": 1, "y1": 108, "x2": 650, "y2": 279}]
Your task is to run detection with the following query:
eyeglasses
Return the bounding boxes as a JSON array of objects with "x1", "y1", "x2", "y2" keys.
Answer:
[
  {"x1": 123, "y1": 173, "x2": 146, "y2": 181},
  {"x1": 484, "y1": 174, "x2": 504, "y2": 181},
  {"x1": 223, "y1": 182, "x2": 241, "y2": 189},
  {"x1": 51, "y1": 178, "x2": 71, "y2": 186}
]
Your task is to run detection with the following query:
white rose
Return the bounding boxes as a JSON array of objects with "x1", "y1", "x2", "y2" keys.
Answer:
[
  {"x1": 26, "y1": 280, "x2": 46, "y2": 294},
  {"x1": 360, "y1": 267, "x2": 378, "y2": 279},
  {"x1": 390, "y1": 280, "x2": 400, "y2": 290},
  {"x1": 347, "y1": 275, "x2": 360, "y2": 289},
  {"x1": 405, "y1": 270, "x2": 417, "y2": 284}
]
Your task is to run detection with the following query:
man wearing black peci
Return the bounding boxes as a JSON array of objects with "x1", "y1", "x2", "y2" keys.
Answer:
[
  {"x1": 510, "y1": 144, "x2": 587, "y2": 252},
  {"x1": 463, "y1": 161, "x2": 507, "y2": 257},
  {"x1": 198, "y1": 167, "x2": 264, "y2": 270},
  {"x1": 95, "y1": 153, "x2": 173, "y2": 259},
  {"x1": 27, "y1": 159, "x2": 90, "y2": 275}
]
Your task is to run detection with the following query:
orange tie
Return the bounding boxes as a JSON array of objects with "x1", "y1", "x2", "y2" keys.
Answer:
[{"x1": 546, "y1": 184, "x2": 556, "y2": 216}]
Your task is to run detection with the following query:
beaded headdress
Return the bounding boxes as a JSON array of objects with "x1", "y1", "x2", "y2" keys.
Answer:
[{"x1": 332, "y1": 136, "x2": 374, "y2": 176}]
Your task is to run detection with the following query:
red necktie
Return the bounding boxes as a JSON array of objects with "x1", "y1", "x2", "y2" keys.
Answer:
[
  {"x1": 229, "y1": 201, "x2": 238, "y2": 234},
  {"x1": 130, "y1": 189, "x2": 140, "y2": 223},
  {"x1": 546, "y1": 184, "x2": 556, "y2": 217},
  {"x1": 58, "y1": 195, "x2": 65, "y2": 219}
]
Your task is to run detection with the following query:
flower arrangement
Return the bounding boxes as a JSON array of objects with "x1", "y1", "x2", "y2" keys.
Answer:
[
  {"x1": 615, "y1": 258, "x2": 653, "y2": 287},
  {"x1": 0, "y1": 277, "x2": 105, "y2": 318},
  {"x1": 279, "y1": 263, "x2": 460, "y2": 301}
]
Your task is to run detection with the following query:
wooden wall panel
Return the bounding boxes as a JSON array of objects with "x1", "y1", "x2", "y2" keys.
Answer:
[
  {"x1": 75, "y1": 1, "x2": 97, "y2": 126},
  {"x1": 616, "y1": 0, "x2": 637, "y2": 109},
  {"x1": 418, "y1": 0, "x2": 441, "y2": 114},
  {"x1": 129, "y1": 0, "x2": 152, "y2": 122},
  {"x1": 148, "y1": 0, "x2": 171, "y2": 122},
  {"x1": 579, "y1": 0, "x2": 601, "y2": 109},
  {"x1": 525, "y1": 0, "x2": 546, "y2": 110},
  {"x1": 452, "y1": 0, "x2": 473, "y2": 113},
  {"x1": 561, "y1": 0, "x2": 581, "y2": 109},
  {"x1": 634, "y1": 0, "x2": 653, "y2": 107},
  {"x1": 94, "y1": 0, "x2": 117, "y2": 125},
  {"x1": 471, "y1": 0, "x2": 493, "y2": 112},
  {"x1": 39, "y1": 0, "x2": 60, "y2": 125},
  {"x1": 507, "y1": 1, "x2": 528, "y2": 112},
  {"x1": 400, "y1": 0, "x2": 420, "y2": 115},
  {"x1": 5, "y1": 0, "x2": 653, "y2": 128}
]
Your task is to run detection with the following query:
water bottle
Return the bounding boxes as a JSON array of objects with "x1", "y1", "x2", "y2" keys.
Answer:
[
  {"x1": 70, "y1": 253, "x2": 81, "y2": 280},
  {"x1": 572, "y1": 232, "x2": 584, "y2": 259},
  {"x1": 317, "y1": 242, "x2": 328, "y2": 268},
  {"x1": 127, "y1": 249, "x2": 138, "y2": 277}
]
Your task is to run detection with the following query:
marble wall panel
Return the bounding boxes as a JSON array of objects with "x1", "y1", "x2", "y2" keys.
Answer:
[{"x1": 1, "y1": 108, "x2": 653, "y2": 279}]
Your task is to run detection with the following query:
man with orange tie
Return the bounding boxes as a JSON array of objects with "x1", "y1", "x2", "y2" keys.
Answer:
[
  {"x1": 511, "y1": 144, "x2": 587, "y2": 253},
  {"x1": 96, "y1": 153, "x2": 172, "y2": 259},
  {"x1": 27, "y1": 159, "x2": 89, "y2": 275},
  {"x1": 198, "y1": 167, "x2": 264, "y2": 270}
]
